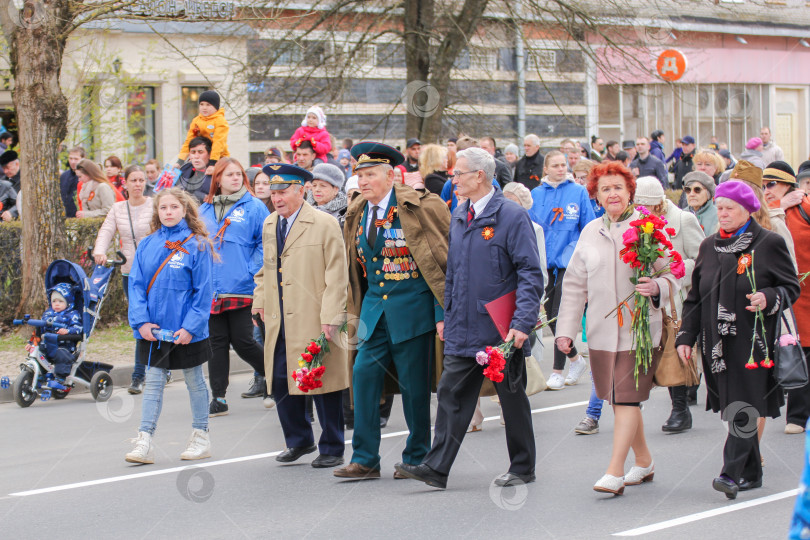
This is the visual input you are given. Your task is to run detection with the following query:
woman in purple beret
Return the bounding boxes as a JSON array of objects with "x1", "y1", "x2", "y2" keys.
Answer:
[{"x1": 676, "y1": 180, "x2": 800, "y2": 500}]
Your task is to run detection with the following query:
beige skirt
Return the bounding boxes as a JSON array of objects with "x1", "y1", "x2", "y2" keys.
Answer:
[{"x1": 590, "y1": 349, "x2": 659, "y2": 404}]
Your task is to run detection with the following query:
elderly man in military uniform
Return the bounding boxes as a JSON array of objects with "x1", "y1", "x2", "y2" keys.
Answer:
[{"x1": 334, "y1": 142, "x2": 450, "y2": 480}]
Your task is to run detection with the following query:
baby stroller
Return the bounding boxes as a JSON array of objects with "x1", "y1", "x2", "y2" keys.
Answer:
[{"x1": 9, "y1": 252, "x2": 126, "y2": 408}]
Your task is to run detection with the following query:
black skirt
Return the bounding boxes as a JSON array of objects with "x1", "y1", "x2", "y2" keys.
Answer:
[{"x1": 136, "y1": 338, "x2": 212, "y2": 371}]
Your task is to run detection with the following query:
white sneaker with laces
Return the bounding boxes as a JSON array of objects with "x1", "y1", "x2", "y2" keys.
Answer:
[
  {"x1": 565, "y1": 356, "x2": 588, "y2": 386},
  {"x1": 180, "y1": 428, "x2": 211, "y2": 460},
  {"x1": 546, "y1": 373, "x2": 565, "y2": 390},
  {"x1": 125, "y1": 431, "x2": 154, "y2": 464}
]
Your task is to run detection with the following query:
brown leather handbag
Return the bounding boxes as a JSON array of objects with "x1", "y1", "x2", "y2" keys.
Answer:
[{"x1": 653, "y1": 283, "x2": 699, "y2": 387}]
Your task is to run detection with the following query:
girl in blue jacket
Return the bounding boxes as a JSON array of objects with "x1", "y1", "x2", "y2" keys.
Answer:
[
  {"x1": 125, "y1": 188, "x2": 214, "y2": 465},
  {"x1": 200, "y1": 158, "x2": 270, "y2": 416}
]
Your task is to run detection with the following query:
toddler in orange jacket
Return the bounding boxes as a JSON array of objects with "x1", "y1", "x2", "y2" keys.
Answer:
[{"x1": 177, "y1": 90, "x2": 229, "y2": 175}]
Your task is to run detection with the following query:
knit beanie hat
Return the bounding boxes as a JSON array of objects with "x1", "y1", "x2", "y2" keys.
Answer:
[
  {"x1": 503, "y1": 182, "x2": 533, "y2": 210},
  {"x1": 715, "y1": 180, "x2": 760, "y2": 213},
  {"x1": 729, "y1": 160, "x2": 763, "y2": 188},
  {"x1": 683, "y1": 170, "x2": 716, "y2": 197},
  {"x1": 504, "y1": 143, "x2": 519, "y2": 156},
  {"x1": 311, "y1": 163, "x2": 345, "y2": 189},
  {"x1": 198, "y1": 90, "x2": 220, "y2": 110},
  {"x1": 745, "y1": 137, "x2": 763, "y2": 150},
  {"x1": 303, "y1": 105, "x2": 327, "y2": 129},
  {"x1": 763, "y1": 160, "x2": 797, "y2": 186},
  {"x1": 796, "y1": 161, "x2": 810, "y2": 183},
  {"x1": 634, "y1": 176, "x2": 666, "y2": 206}
]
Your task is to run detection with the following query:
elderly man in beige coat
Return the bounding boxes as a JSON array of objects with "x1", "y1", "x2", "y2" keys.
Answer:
[{"x1": 252, "y1": 163, "x2": 350, "y2": 469}]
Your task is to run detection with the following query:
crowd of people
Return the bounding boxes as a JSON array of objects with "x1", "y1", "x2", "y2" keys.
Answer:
[{"x1": 4, "y1": 90, "x2": 810, "y2": 502}]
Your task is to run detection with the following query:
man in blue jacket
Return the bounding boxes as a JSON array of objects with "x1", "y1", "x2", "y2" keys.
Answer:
[
  {"x1": 529, "y1": 150, "x2": 594, "y2": 390},
  {"x1": 395, "y1": 147, "x2": 544, "y2": 489}
]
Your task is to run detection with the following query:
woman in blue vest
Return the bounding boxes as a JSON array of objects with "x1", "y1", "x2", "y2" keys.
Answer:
[
  {"x1": 200, "y1": 158, "x2": 270, "y2": 416},
  {"x1": 125, "y1": 188, "x2": 214, "y2": 464}
]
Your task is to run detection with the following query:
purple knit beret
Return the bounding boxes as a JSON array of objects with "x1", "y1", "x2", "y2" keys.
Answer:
[{"x1": 714, "y1": 180, "x2": 761, "y2": 213}]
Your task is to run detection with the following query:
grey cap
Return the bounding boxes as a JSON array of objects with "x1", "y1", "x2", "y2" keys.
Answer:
[
  {"x1": 311, "y1": 163, "x2": 345, "y2": 189},
  {"x1": 683, "y1": 170, "x2": 716, "y2": 197},
  {"x1": 504, "y1": 143, "x2": 519, "y2": 156},
  {"x1": 246, "y1": 166, "x2": 262, "y2": 185}
]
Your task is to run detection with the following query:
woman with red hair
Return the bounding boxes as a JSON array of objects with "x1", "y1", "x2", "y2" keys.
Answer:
[
  {"x1": 200, "y1": 157, "x2": 271, "y2": 416},
  {"x1": 555, "y1": 161, "x2": 679, "y2": 496}
]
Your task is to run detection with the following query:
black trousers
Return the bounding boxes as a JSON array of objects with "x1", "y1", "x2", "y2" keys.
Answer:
[
  {"x1": 545, "y1": 268, "x2": 578, "y2": 370},
  {"x1": 786, "y1": 347, "x2": 810, "y2": 426},
  {"x1": 271, "y1": 329, "x2": 344, "y2": 456},
  {"x1": 208, "y1": 306, "x2": 265, "y2": 399},
  {"x1": 423, "y1": 354, "x2": 535, "y2": 476},
  {"x1": 721, "y1": 409, "x2": 762, "y2": 484}
]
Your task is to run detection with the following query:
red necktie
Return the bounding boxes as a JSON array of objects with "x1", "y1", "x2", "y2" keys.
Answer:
[{"x1": 467, "y1": 205, "x2": 475, "y2": 227}]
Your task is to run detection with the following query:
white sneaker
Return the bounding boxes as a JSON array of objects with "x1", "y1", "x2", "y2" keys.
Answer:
[
  {"x1": 125, "y1": 431, "x2": 154, "y2": 464},
  {"x1": 180, "y1": 428, "x2": 211, "y2": 460},
  {"x1": 263, "y1": 396, "x2": 276, "y2": 409},
  {"x1": 594, "y1": 474, "x2": 625, "y2": 495},
  {"x1": 625, "y1": 462, "x2": 655, "y2": 485},
  {"x1": 546, "y1": 373, "x2": 565, "y2": 390},
  {"x1": 565, "y1": 356, "x2": 588, "y2": 386}
]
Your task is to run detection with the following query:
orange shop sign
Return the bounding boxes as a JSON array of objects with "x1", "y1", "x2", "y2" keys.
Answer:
[{"x1": 656, "y1": 49, "x2": 687, "y2": 81}]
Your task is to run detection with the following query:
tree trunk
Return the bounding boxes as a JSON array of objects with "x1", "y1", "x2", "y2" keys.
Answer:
[
  {"x1": 403, "y1": 0, "x2": 433, "y2": 139},
  {"x1": 414, "y1": 0, "x2": 490, "y2": 143},
  {"x1": 1, "y1": 1, "x2": 70, "y2": 316}
]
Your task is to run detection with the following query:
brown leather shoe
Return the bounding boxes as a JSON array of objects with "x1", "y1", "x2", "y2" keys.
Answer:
[
  {"x1": 394, "y1": 470, "x2": 408, "y2": 479},
  {"x1": 333, "y1": 462, "x2": 381, "y2": 479}
]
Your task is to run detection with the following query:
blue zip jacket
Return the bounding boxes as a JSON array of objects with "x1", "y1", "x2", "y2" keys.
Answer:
[
  {"x1": 528, "y1": 180, "x2": 595, "y2": 269},
  {"x1": 200, "y1": 191, "x2": 269, "y2": 297},
  {"x1": 128, "y1": 219, "x2": 213, "y2": 342},
  {"x1": 443, "y1": 190, "x2": 544, "y2": 356},
  {"x1": 440, "y1": 177, "x2": 500, "y2": 211},
  {"x1": 650, "y1": 140, "x2": 666, "y2": 162}
]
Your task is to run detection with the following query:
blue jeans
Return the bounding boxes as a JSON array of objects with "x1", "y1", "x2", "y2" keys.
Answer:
[
  {"x1": 586, "y1": 377, "x2": 603, "y2": 421},
  {"x1": 139, "y1": 365, "x2": 209, "y2": 435}
]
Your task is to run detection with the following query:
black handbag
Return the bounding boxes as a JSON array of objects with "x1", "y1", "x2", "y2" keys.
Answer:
[{"x1": 773, "y1": 287, "x2": 809, "y2": 390}]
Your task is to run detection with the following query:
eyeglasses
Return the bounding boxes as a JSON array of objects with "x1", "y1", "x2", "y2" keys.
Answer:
[
  {"x1": 683, "y1": 186, "x2": 704, "y2": 194},
  {"x1": 765, "y1": 181, "x2": 779, "y2": 189},
  {"x1": 451, "y1": 170, "x2": 481, "y2": 179}
]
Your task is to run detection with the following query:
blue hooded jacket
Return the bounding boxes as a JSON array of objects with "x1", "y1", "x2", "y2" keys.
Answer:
[
  {"x1": 41, "y1": 282, "x2": 83, "y2": 352},
  {"x1": 200, "y1": 191, "x2": 269, "y2": 297},
  {"x1": 528, "y1": 180, "x2": 595, "y2": 270},
  {"x1": 128, "y1": 219, "x2": 213, "y2": 342},
  {"x1": 650, "y1": 140, "x2": 666, "y2": 162}
]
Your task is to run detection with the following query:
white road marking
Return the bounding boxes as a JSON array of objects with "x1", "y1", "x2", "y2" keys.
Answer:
[
  {"x1": 612, "y1": 489, "x2": 799, "y2": 536},
  {"x1": 9, "y1": 399, "x2": 588, "y2": 498}
]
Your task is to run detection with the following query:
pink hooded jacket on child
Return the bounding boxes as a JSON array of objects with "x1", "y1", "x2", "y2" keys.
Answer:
[{"x1": 290, "y1": 106, "x2": 332, "y2": 161}]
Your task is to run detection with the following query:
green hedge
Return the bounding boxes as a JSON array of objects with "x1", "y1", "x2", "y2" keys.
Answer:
[{"x1": 0, "y1": 218, "x2": 129, "y2": 326}]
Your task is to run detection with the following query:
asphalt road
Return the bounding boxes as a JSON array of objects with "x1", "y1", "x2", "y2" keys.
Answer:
[{"x1": 0, "y1": 350, "x2": 804, "y2": 539}]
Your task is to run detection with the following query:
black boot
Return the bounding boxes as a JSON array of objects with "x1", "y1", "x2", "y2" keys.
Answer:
[
  {"x1": 687, "y1": 381, "x2": 699, "y2": 406},
  {"x1": 241, "y1": 375, "x2": 266, "y2": 398},
  {"x1": 662, "y1": 385, "x2": 692, "y2": 433}
]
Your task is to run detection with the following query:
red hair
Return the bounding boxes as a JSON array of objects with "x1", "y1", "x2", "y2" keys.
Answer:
[
  {"x1": 205, "y1": 157, "x2": 254, "y2": 203},
  {"x1": 586, "y1": 161, "x2": 636, "y2": 202}
]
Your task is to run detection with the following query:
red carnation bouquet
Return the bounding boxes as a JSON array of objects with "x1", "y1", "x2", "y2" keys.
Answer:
[
  {"x1": 291, "y1": 333, "x2": 330, "y2": 393},
  {"x1": 476, "y1": 316, "x2": 557, "y2": 383},
  {"x1": 607, "y1": 206, "x2": 686, "y2": 388}
]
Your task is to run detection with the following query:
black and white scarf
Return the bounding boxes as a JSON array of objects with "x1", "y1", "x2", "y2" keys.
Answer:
[{"x1": 708, "y1": 226, "x2": 758, "y2": 373}]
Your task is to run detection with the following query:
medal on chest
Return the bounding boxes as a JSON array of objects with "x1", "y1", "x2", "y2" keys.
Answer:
[{"x1": 381, "y1": 228, "x2": 419, "y2": 280}]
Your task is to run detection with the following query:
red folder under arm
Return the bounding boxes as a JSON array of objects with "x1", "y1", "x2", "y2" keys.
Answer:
[{"x1": 484, "y1": 290, "x2": 517, "y2": 341}]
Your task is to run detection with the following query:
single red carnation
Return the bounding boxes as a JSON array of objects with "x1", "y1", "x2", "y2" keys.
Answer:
[
  {"x1": 665, "y1": 227, "x2": 676, "y2": 236},
  {"x1": 302, "y1": 353, "x2": 313, "y2": 362}
]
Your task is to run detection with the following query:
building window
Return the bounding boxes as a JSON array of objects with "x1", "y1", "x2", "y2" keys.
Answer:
[
  {"x1": 127, "y1": 87, "x2": 156, "y2": 164},
  {"x1": 528, "y1": 50, "x2": 557, "y2": 72},
  {"x1": 181, "y1": 86, "x2": 208, "y2": 135},
  {"x1": 469, "y1": 48, "x2": 497, "y2": 71}
]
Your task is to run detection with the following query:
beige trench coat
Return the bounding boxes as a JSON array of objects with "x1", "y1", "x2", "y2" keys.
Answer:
[{"x1": 253, "y1": 201, "x2": 350, "y2": 395}]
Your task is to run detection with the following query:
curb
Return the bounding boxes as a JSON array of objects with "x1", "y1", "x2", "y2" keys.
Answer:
[{"x1": 0, "y1": 351, "x2": 255, "y2": 405}]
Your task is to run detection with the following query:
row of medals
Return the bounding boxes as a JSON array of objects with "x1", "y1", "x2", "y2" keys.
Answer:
[{"x1": 382, "y1": 228, "x2": 419, "y2": 281}]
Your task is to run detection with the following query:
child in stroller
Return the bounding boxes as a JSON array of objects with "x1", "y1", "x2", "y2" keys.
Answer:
[{"x1": 26, "y1": 282, "x2": 83, "y2": 382}]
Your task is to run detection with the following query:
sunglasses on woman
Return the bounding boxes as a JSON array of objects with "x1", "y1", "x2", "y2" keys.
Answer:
[
  {"x1": 765, "y1": 181, "x2": 779, "y2": 189},
  {"x1": 683, "y1": 186, "x2": 704, "y2": 194}
]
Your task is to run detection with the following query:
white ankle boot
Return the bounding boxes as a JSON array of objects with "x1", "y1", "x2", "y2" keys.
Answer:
[
  {"x1": 125, "y1": 431, "x2": 155, "y2": 464},
  {"x1": 180, "y1": 428, "x2": 211, "y2": 460}
]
